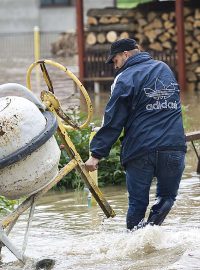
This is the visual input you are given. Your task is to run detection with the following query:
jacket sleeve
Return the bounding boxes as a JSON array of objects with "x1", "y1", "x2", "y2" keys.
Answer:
[{"x1": 90, "y1": 76, "x2": 133, "y2": 159}]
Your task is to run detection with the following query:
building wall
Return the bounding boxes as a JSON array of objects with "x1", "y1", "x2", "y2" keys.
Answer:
[
  {"x1": 0, "y1": 0, "x2": 38, "y2": 33},
  {"x1": 0, "y1": 0, "x2": 115, "y2": 33},
  {"x1": 39, "y1": 7, "x2": 76, "y2": 32}
]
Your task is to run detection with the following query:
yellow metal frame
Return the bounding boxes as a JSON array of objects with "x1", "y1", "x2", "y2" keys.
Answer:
[
  {"x1": 26, "y1": 59, "x2": 93, "y2": 130},
  {"x1": 40, "y1": 90, "x2": 115, "y2": 219},
  {"x1": 0, "y1": 60, "x2": 115, "y2": 263}
]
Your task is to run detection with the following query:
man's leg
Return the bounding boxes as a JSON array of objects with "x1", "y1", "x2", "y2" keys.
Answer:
[
  {"x1": 147, "y1": 150, "x2": 185, "y2": 225},
  {"x1": 125, "y1": 154, "x2": 154, "y2": 230}
]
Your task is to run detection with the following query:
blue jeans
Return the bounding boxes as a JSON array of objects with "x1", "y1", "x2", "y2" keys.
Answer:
[{"x1": 125, "y1": 150, "x2": 185, "y2": 229}]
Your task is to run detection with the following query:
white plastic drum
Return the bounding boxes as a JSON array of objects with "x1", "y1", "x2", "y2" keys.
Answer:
[{"x1": 0, "y1": 96, "x2": 61, "y2": 199}]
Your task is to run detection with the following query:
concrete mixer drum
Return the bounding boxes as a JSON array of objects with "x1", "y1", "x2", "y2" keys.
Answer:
[{"x1": 0, "y1": 95, "x2": 60, "y2": 199}]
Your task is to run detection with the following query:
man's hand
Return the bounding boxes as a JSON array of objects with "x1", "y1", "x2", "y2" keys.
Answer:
[{"x1": 85, "y1": 156, "x2": 100, "y2": 172}]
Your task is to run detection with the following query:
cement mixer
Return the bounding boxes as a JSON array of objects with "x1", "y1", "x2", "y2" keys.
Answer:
[
  {"x1": 0, "y1": 94, "x2": 60, "y2": 199},
  {"x1": 0, "y1": 60, "x2": 115, "y2": 264}
]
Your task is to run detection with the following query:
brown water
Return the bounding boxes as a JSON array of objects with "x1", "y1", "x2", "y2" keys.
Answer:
[{"x1": 0, "y1": 57, "x2": 200, "y2": 270}]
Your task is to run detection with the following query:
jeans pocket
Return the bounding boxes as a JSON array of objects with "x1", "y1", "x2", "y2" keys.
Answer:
[
  {"x1": 128, "y1": 155, "x2": 150, "y2": 170},
  {"x1": 167, "y1": 152, "x2": 185, "y2": 175}
]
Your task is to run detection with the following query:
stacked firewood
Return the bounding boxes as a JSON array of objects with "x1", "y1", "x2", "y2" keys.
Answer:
[
  {"x1": 184, "y1": 8, "x2": 200, "y2": 91},
  {"x1": 86, "y1": 8, "x2": 136, "y2": 45},
  {"x1": 86, "y1": 6, "x2": 200, "y2": 91}
]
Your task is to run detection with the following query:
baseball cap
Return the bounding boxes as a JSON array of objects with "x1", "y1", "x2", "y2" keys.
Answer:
[{"x1": 105, "y1": 38, "x2": 137, "y2": 64}]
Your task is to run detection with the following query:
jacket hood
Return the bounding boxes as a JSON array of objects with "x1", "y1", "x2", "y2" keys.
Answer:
[{"x1": 115, "y1": 52, "x2": 152, "y2": 77}]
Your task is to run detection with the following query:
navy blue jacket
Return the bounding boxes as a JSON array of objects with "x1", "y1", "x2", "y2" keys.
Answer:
[{"x1": 90, "y1": 52, "x2": 186, "y2": 165}]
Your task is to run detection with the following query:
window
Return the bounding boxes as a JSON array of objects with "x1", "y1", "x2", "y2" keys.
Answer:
[{"x1": 40, "y1": 0, "x2": 75, "y2": 7}]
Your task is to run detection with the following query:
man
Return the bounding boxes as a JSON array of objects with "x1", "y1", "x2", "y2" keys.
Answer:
[{"x1": 85, "y1": 38, "x2": 186, "y2": 230}]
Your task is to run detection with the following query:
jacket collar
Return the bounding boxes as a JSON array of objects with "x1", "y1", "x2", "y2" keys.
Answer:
[{"x1": 115, "y1": 52, "x2": 152, "y2": 77}]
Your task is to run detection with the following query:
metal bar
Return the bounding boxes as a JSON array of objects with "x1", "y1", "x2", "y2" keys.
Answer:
[
  {"x1": 186, "y1": 131, "x2": 200, "y2": 142},
  {"x1": 197, "y1": 160, "x2": 200, "y2": 174},
  {"x1": 1, "y1": 159, "x2": 78, "y2": 229},
  {"x1": 191, "y1": 141, "x2": 199, "y2": 159},
  {"x1": 22, "y1": 196, "x2": 36, "y2": 255},
  {"x1": 0, "y1": 226, "x2": 25, "y2": 263},
  {"x1": 56, "y1": 116, "x2": 115, "y2": 218},
  {"x1": 175, "y1": 0, "x2": 186, "y2": 91},
  {"x1": 34, "y1": 26, "x2": 40, "y2": 62},
  {"x1": 76, "y1": 0, "x2": 85, "y2": 83},
  {"x1": 40, "y1": 62, "x2": 54, "y2": 93}
]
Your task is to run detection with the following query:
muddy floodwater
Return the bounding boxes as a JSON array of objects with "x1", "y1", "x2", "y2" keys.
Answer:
[{"x1": 0, "y1": 57, "x2": 200, "y2": 270}]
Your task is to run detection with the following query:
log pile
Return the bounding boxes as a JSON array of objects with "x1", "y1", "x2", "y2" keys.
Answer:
[
  {"x1": 86, "y1": 6, "x2": 200, "y2": 91},
  {"x1": 184, "y1": 8, "x2": 200, "y2": 91},
  {"x1": 51, "y1": 32, "x2": 77, "y2": 57},
  {"x1": 86, "y1": 8, "x2": 136, "y2": 46}
]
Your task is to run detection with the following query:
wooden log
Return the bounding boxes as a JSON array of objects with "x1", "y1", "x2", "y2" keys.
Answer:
[
  {"x1": 162, "y1": 41, "x2": 172, "y2": 49},
  {"x1": 196, "y1": 35, "x2": 200, "y2": 42},
  {"x1": 99, "y1": 16, "x2": 120, "y2": 24},
  {"x1": 86, "y1": 32, "x2": 97, "y2": 45},
  {"x1": 152, "y1": 18, "x2": 163, "y2": 29},
  {"x1": 194, "y1": 20, "x2": 200, "y2": 28},
  {"x1": 197, "y1": 48, "x2": 200, "y2": 56},
  {"x1": 186, "y1": 82, "x2": 195, "y2": 91},
  {"x1": 89, "y1": 23, "x2": 135, "y2": 32},
  {"x1": 110, "y1": 16, "x2": 120, "y2": 24},
  {"x1": 169, "y1": 11, "x2": 175, "y2": 20},
  {"x1": 185, "y1": 56, "x2": 190, "y2": 64},
  {"x1": 191, "y1": 53, "x2": 199, "y2": 63},
  {"x1": 184, "y1": 7, "x2": 193, "y2": 17},
  {"x1": 168, "y1": 28, "x2": 176, "y2": 35},
  {"x1": 106, "y1": 31, "x2": 117, "y2": 43},
  {"x1": 97, "y1": 33, "x2": 106, "y2": 44},
  {"x1": 195, "y1": 9, "x2": 200, "y2": 20},
  {"x1": 185, "y1": 46, "x2": 194, "y2": 55},
  {"x1": 119, "y1": 31, "x2": 130, "y2": 39},
  {"x1": 171, "y1": 35, "x2": 177, "y2": 43},
  {"x1": 194, "y1": 29, "x2": 200, "y2": 36},
  {"x1": 85, "y1": 44, "x2": 110, "y2": 52},
  {"x1": 193, "y1": 40, "x2": 200, "y2": 50},
  {"x1": 158, "y1": 32, "x2": 171, "y2": 43},
  {"x1": 134, "y1": 12, "x2": 143, "y2": 20},
  {"x1": 138, "y1": 18, "x2": 148, "y2": 27},
  {"x1": 164, "y1": 21, "x2": 174, "y2": 30},
  {"x1": 195, "y1": 66, "x2": 200, "y2": 74},
  {"x1": 149, "y1": 42, "x2": 163, "y2": 51},
  {"x1": 161, "y1": 13, "x2": 169, "y2": 21},
  {"x1": 147, "y1": 11, "x2": 157, "y2": 22},
  {"x1": 146, "y1": 29, "x2": 162, "y2": 43},
  {"x1": 186, "y1": 71, "x2": 197, "y2": 82},
  {"x1": 120, "y1": 17, "x2": 129, "y2": 24},
  {"x1": 144, "y1": 18, "x2": 162, "y2": 31},
  {"x1": 87, "y1": 8, "x2": 135, "y2": 18},
  {"x1": 135, "y1": 33, "x2": 146, "y2": 43},
  {"x1": 87, "y1": 16, "x2": 98, "y2": 25},
  {"x1": 185, "y1": 35, "x2": 193, "y2": 45},
  {"x1": 185, "y1": 22, "x2": 194, "y2": 31},
  {"x1": 185, "y1": 15, "x2": 194, "y2": 23},
  {"x1": 186, "y1": 63, "x2": 199, "y2": 71},
  {"x1": 99, "y1": 16, "x2": 110, "y2": 24}
]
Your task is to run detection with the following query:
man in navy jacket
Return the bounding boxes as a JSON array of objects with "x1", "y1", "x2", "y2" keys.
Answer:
[{"x1": 85, "y1": 39, "x2": 186, "y2": 230}]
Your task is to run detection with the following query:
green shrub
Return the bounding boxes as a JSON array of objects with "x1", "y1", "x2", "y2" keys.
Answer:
[
  {"x1": 0, "y1": 196, "x2": 17, "y2": 216},
  {"x1": 55, "y1": 125, "x2": 125, "y2": 190}
]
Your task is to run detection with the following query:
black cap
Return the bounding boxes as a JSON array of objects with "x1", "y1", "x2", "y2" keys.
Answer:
[{"x1": 105, "y1": 38, "x2": 137, "y2": 64}]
